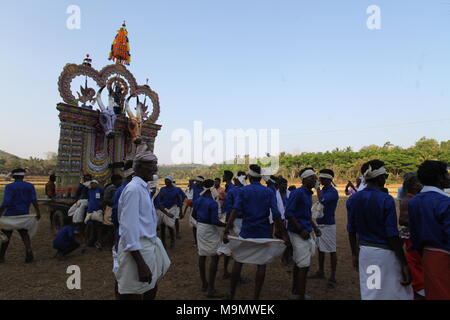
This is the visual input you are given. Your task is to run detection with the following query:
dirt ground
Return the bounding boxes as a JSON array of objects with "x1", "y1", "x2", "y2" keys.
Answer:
[{"x1": 0, "y1": 198, "x2": 361, "y2": 300}]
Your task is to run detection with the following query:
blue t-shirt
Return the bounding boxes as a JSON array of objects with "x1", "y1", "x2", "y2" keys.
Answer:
[
  {"x1": 346, "y1": 187, "x2": 399, "y2": 245},
  {"x1": 53, "y1": 225, "x2": 75, "y2": 250},
  {"x1": 316, "y1": 185, "x2": 339, "y2": 225},
  {"x1": 155, "y1": 186, "x2": 185, "y2": 209},
  {"x1": 267, "y1": 184, "x2": 277, "y2": 194},
  {"x1": 1, "y1": 180, "x2": 37, "y2": 216},
  {"x1": 227, "y1": 185, "x2": 244, "y2": 219},
  {"x1": 408, "y1": 190, "x2": 450, "y2": 253},
  {"x1": 87, "y1": 187, "x2": 103, "y2": 213},
  {"x1": 193, "y1": 195, "x2": 221, "y2": 225},
  {"x1": 112, "y1": 182, "x2": 128, "y2": 227},
  {"x1": 233, "y1": 182, "x2": 281, "y2": 239},
  {"x1": 285, "y1": 186, "x2": 313, "y2": 233}
]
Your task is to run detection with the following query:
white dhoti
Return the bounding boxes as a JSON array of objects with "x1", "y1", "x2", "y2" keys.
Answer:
[
  {"x1": 115, "y1": 237, "x2": 171, "y2": 294},
  {"x1": 289, "y1": 231, "x2": 316, "y2": 268},
  {"x1": 157, "y1": 206, "x2": 178, "y2": 229},
  {"x1": 228, "y1": 235, "x2": 286, "y2": 265},
  {"x1": 359, "y1": 245, "x2": 413, "y2": 300},
  {"x1": 0, "y1": 214, "x2": 39, "y2": 238},
  {"x1": 70, "y1": 199, "x2": 88, "y2": 223},
  {"x1": 317, "y1": 224, "x2": 336, "y2": 253},
  {"x1": 197, "y1": 222, "x2": 221, "y2": 256}
]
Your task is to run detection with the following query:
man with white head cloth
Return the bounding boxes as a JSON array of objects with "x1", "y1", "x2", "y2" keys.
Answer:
[
  {"x1": 347, "y1": 159, "x2": 412, "y2": 300},
  {"x1": 310, "y1": 169, "x2": 339, "y2": 289},
  {"x1": 115, "y1": 146, "x2": 170, "y2": 300},
  {"x1": 223, "y1": 164, "x2": 288, "y2": 300},
  {"x1": 154, "y1": 175, "x2": 185, "y2": 248},
  {"x1": 285, "y1": 167, "x2": 322, "y2": 300}
]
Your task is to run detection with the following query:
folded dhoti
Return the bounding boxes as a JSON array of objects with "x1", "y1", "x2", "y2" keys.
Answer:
[
  {"x1": 70, "y1": 199, "x2": 88, "y2": 223},
  {"x1": 115, "y1": 237, "x2": 171, "y2": 294},
  {"x1": 197, "y1": 222, "x2": 221, "y2": 256},
  {"x1": 157, "y1": 206, "x2": 178, "y2": 229},
  {"x1": 317, "y1": 224, "x2": 336, "y2": 253},
  {"x1": 289, "y1": 231, "x2": 316, "y2": 268},
  {"x1": 0, "y1": 214, "x2": 39, "y2": 238},
  {"x1": 228, "y1": 236, "x2": 286, "y2": 265},
  {"x1": 359, "y1": 245, "x2": 413, "y2": 300}
]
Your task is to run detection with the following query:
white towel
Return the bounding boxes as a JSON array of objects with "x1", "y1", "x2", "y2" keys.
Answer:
[{"x1": 275, "y1": 190, "x2": 290, "y2": 220}]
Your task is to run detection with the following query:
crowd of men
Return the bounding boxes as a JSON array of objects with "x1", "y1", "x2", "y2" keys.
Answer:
[{"x1": 0, "y1": 150, "x2": 448, "y2": 300}]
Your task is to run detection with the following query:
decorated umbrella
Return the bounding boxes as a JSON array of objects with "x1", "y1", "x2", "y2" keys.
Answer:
[{"x1": 108, "y1": 22, "x2": 131, "y2": 65}]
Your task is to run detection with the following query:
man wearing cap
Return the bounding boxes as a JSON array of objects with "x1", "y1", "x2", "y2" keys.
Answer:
[
  {"x1": 347, "y1": 159, "x2": 412, "y2": 300},
  {"x1": 0, "y1": 168, "x2": 41, "y2": 263},
  {"x1": 115, "y1": 146, "x2": 170, "y2": 300},
  {"x1": 285, "y1": 167, "x2": 322, "y2": 300},
  {"x1": 155, "y1": 176, "x2": 185, "y2": 249}
]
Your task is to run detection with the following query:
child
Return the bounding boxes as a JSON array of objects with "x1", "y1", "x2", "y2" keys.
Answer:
[{"x1": 53, "y1": 216, "x2": 80, "y2": 260}]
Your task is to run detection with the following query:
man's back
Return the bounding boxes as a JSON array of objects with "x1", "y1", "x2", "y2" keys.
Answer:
[
  {"x1": 408, "y1": 190, "x2": 450, "y2": 252},
  {"x1": 346, "y1": 187, "x2": 398, "y2": 245},
  {"x1": 2, "y1": 180, "x2": 36, "y2": 216}
]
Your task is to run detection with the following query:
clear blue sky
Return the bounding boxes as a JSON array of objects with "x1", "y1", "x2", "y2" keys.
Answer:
[{"x1": 1, "y1": 0, "x2": 449, "y2": 164}]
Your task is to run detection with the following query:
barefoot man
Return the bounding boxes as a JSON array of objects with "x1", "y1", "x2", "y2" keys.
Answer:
[{"x1": 115, "y1": 147, "x2": 170, "y2": 300}]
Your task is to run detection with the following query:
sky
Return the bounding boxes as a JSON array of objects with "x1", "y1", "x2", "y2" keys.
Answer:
[{"x1": 0, "y1": 0, "x2": 449, "y2": 164}]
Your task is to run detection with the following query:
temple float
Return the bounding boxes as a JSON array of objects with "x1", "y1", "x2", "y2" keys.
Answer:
[{"x1": 42, "y1": 23, "x2": 162, "y2": 232}]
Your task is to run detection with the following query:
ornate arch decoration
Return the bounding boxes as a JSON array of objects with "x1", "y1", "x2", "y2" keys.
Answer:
[{"x1": 57, "y1": 63, "x2": 160, "y2": 123}]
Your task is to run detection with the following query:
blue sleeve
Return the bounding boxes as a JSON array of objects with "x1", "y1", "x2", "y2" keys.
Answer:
[
  {"x1": 284, "y1": 191, "x2": 299, "y2": 218},
  {"x1": 270, "y1": 191, "x2": 281, "y2": 220},
  {"x1": 154, "y1": 193, "x2": 161, "y2": 207},
  {"x1": 384, "y1": 197, "x2": 399, "y2": 238},
  {"x1": 346, "y1": 196, "x2": 356, "y2": 233},
  {"x1": 1, "y1": 185, "x2": 12, "y2": 207},
  {"x1": 30, "y1": 185, "x2": 37, "y2": 202},
  {"x1": 231, "y1": 189, "x2": 242, "y2": 211}
]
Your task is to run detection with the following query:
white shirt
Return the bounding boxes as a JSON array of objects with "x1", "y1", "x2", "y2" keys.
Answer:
[{"x1": 118, "y1": 176, "x2": 157, "y2": 251}]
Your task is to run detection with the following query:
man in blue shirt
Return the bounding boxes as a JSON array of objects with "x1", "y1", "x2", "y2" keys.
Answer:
[
  {"x1": 408, "y1": 160, "x2": 450, "y2": 300},
  {"x1": 0, "y1": 168, "x2": 41, "y2": 263},
  {"x1": 310, "y1": 169, "x2": 339, "y2": 288},
  {"x1": 285, "y1": 167, "x2": 321, "y2": 300},
  {"x1": 347, "y1": 159, "x2": 412, "y2": 300},
  {"x1": 85, "y1": 180, "x2": 104, "y2": 249},
  {"x1": 193, "y1": 179, "x2": 226, "y2": 298},
  {"x1": 224, "y1": 165, "x2": 288, "y2": 300},
  {"x1": 155, "y1": 176, "x2": 185, "y2": 249},
  {"x1": 53, "y1": 216, "x2": 80, "y2": 259}
]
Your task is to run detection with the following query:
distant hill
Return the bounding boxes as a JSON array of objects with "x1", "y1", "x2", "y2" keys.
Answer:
[{"x1": 0, "y1": 150, "x2": 19, "y2": 159}]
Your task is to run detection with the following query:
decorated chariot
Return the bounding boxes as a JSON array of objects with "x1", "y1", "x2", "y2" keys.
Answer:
[{"x1": 42, "y1": 23, "x2": 162, "y2": 232}]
